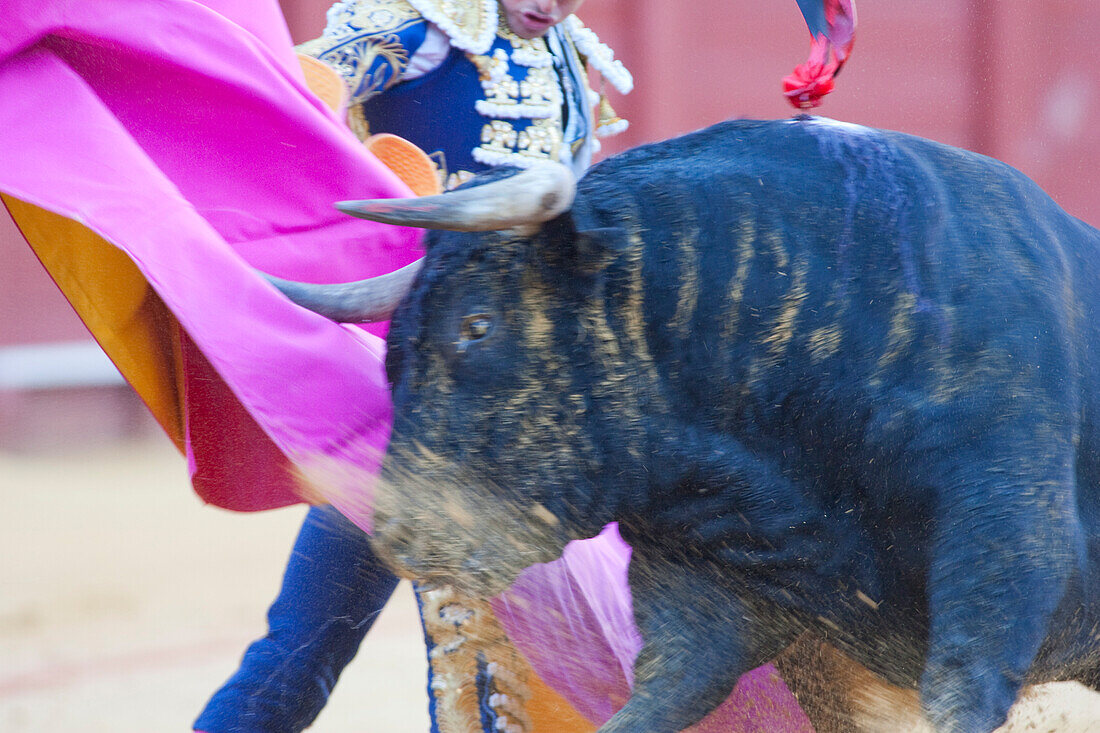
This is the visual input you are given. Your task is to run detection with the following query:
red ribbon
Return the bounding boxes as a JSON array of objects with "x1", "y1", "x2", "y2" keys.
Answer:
[
  {"x1": 784, "y1": 0, "x2": 856, "y2": 110},
  {"x1": 783, "y1": 35, "x2": 839, "y2": 109}
]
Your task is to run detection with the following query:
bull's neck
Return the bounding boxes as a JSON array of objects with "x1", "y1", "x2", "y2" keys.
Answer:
[{"x1": 585, "y1": 199, "x2": 818, "y2": 524}]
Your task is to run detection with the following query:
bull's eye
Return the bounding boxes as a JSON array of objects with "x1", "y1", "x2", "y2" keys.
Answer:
[{"x1": 458, "y1": 313, "x2": 493, "y2": 352}]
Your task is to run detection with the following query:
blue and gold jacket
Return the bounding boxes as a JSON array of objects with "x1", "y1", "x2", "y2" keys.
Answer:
[{"x1": 298, "y1": 0, "x2": 632, "y2": 189}]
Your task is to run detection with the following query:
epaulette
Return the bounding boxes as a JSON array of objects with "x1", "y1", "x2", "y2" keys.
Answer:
[
  {"x1": 316, "y1": 0, "x2": 424, "y2": 37},
  {"x1": 559, "y1": 16, "x2": 632, "y2": 138},
  {"x1": 407, "y1": 0, "x2": 499, "y2": 55},
  {"x1": 561, "y1": 16, "x2": 632, "y2": 95}
]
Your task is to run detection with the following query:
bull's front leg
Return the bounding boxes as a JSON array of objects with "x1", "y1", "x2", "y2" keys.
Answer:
[{"x1": 596, "y1": 541, "x2": 800, "y2": 733}]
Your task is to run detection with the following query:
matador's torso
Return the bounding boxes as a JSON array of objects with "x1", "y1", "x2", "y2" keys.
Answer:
[{"x1": 298, "y1": 0, "x2": 632, "y2": 189}]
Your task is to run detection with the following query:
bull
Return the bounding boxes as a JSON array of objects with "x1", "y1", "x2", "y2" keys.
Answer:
[{"x1": 269, "y1": 116, "x2": 1100, "y2": 732}]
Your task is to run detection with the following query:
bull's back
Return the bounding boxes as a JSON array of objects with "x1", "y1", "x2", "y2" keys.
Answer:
[
  {"x1": 583, "y1": 118, "x2": 1100, "y2": 434},
  {"x1": 579, "y1": 119, "x2": 1100, "y2": 587}
]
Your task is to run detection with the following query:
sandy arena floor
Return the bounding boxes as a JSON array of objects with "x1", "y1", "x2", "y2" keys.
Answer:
[
  {"x1": 0, "y1": 437, "x2": 429, "y2": 732},
  {"x1": 2, "y1": 436, "x2": 1098, "y2": 732}
]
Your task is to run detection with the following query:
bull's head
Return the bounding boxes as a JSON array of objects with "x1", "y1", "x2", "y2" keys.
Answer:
[{"x1": 274, "y1": 165, "x2": 650, "y2": 596}]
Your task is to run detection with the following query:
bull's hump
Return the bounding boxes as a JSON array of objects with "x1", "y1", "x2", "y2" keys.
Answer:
[{"x1": 785, "y1": 114, "x2": 874, "y2": 136}]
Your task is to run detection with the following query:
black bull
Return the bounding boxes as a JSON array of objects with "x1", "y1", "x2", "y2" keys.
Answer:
[{"x1": 281, "y1": 117, "x2": 1100, "y2": 732}]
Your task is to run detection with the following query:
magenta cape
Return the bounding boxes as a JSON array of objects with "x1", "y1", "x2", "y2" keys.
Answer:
[
  {"x1": 0, "y1": 0, "x2": 420, "y2": 519},
  {"x1": 500, "y1": 525, "x2": 815, "y2": 730},
  {"x1": 0, "y1": 2, "x2": 810, "y2": 729}
]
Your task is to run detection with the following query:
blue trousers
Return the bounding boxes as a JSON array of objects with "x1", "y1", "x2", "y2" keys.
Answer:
[{"x1": 194, "y1": 505, "x2": 407, "y2": 732}]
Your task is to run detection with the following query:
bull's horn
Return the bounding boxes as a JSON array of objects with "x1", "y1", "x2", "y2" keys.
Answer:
[
  {"x1": 262, "y1": 257, "x2": 423, "y2": 323},
  {"x1": 336, "y1": 163, "x2": 576, "y2": 232}
]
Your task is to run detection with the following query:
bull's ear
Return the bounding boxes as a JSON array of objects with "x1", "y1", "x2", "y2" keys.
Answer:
[
  {"x1": 539, "y1": 212, "x2": 630, "y2": 274},
  {"x1": 573, "y1": 226, "x2": 631, "y2": 274}
]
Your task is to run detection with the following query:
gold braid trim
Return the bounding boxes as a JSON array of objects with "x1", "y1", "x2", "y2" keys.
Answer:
[
  {"x1": 295, "y1": 0, "x2": 421, "y2": 106},
  {"x1": 419, "y1": 585, "x2": 534, "y2": 733},
  {"x1": 407, "y1": 0, "x2": 499, "y2": 54},
  {"x1": 347, "y1": 104, "x2": 371, "y2": 141}
]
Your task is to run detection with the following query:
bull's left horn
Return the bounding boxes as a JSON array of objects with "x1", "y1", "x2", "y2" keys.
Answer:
[
  {"x1": 262, "y1": 257, "x2": 423, "y2": 323},
  {"x1": 335, "y1": 163, "x2": 576, "y2": 232}
]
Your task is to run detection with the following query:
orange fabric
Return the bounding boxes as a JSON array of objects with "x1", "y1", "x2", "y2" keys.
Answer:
[
  {"x1": 296, "y1": 53, "x2": 348, "y2": 113},
  {"x1": 527, "y1": 672, "x2": 599, "y2": 733},
  {"x1": 365, "y1": 133, "x2": 443, "y2": 197},
  {"x1": 3, "y1": 193, "x2": 186, "y2": 452},
  {"x1": 295, "y1": 55, "x2": 440, "y2": 198}
]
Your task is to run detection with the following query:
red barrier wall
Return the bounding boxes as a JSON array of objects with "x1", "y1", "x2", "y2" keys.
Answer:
[
  {"x1": 580, "y1": 0, "x2": 1100, "y2": 224},
  {"x1": 275, "y1": 0, "x2": 1100, "y2": 222}
]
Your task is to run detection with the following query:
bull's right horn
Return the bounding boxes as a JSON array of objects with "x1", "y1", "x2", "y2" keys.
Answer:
[
  {"x1": 335, "y1": 163, "x2": 576, "y2": 232},
  {"x1": 262, "y1": 257, "x2": 423, "y2": 323}
]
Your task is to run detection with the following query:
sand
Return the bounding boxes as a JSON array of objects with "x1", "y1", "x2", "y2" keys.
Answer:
[{"x1": 0, "y1": 438, "x2": 429, "y2": 732}]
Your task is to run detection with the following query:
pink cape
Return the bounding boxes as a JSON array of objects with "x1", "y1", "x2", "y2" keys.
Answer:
[
  {"x1": 0, "y1": 2, "x2": 811, "y2": 730},
  {"x1": 0, "y1": 0, "x2": 418, "y2": 518}
]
